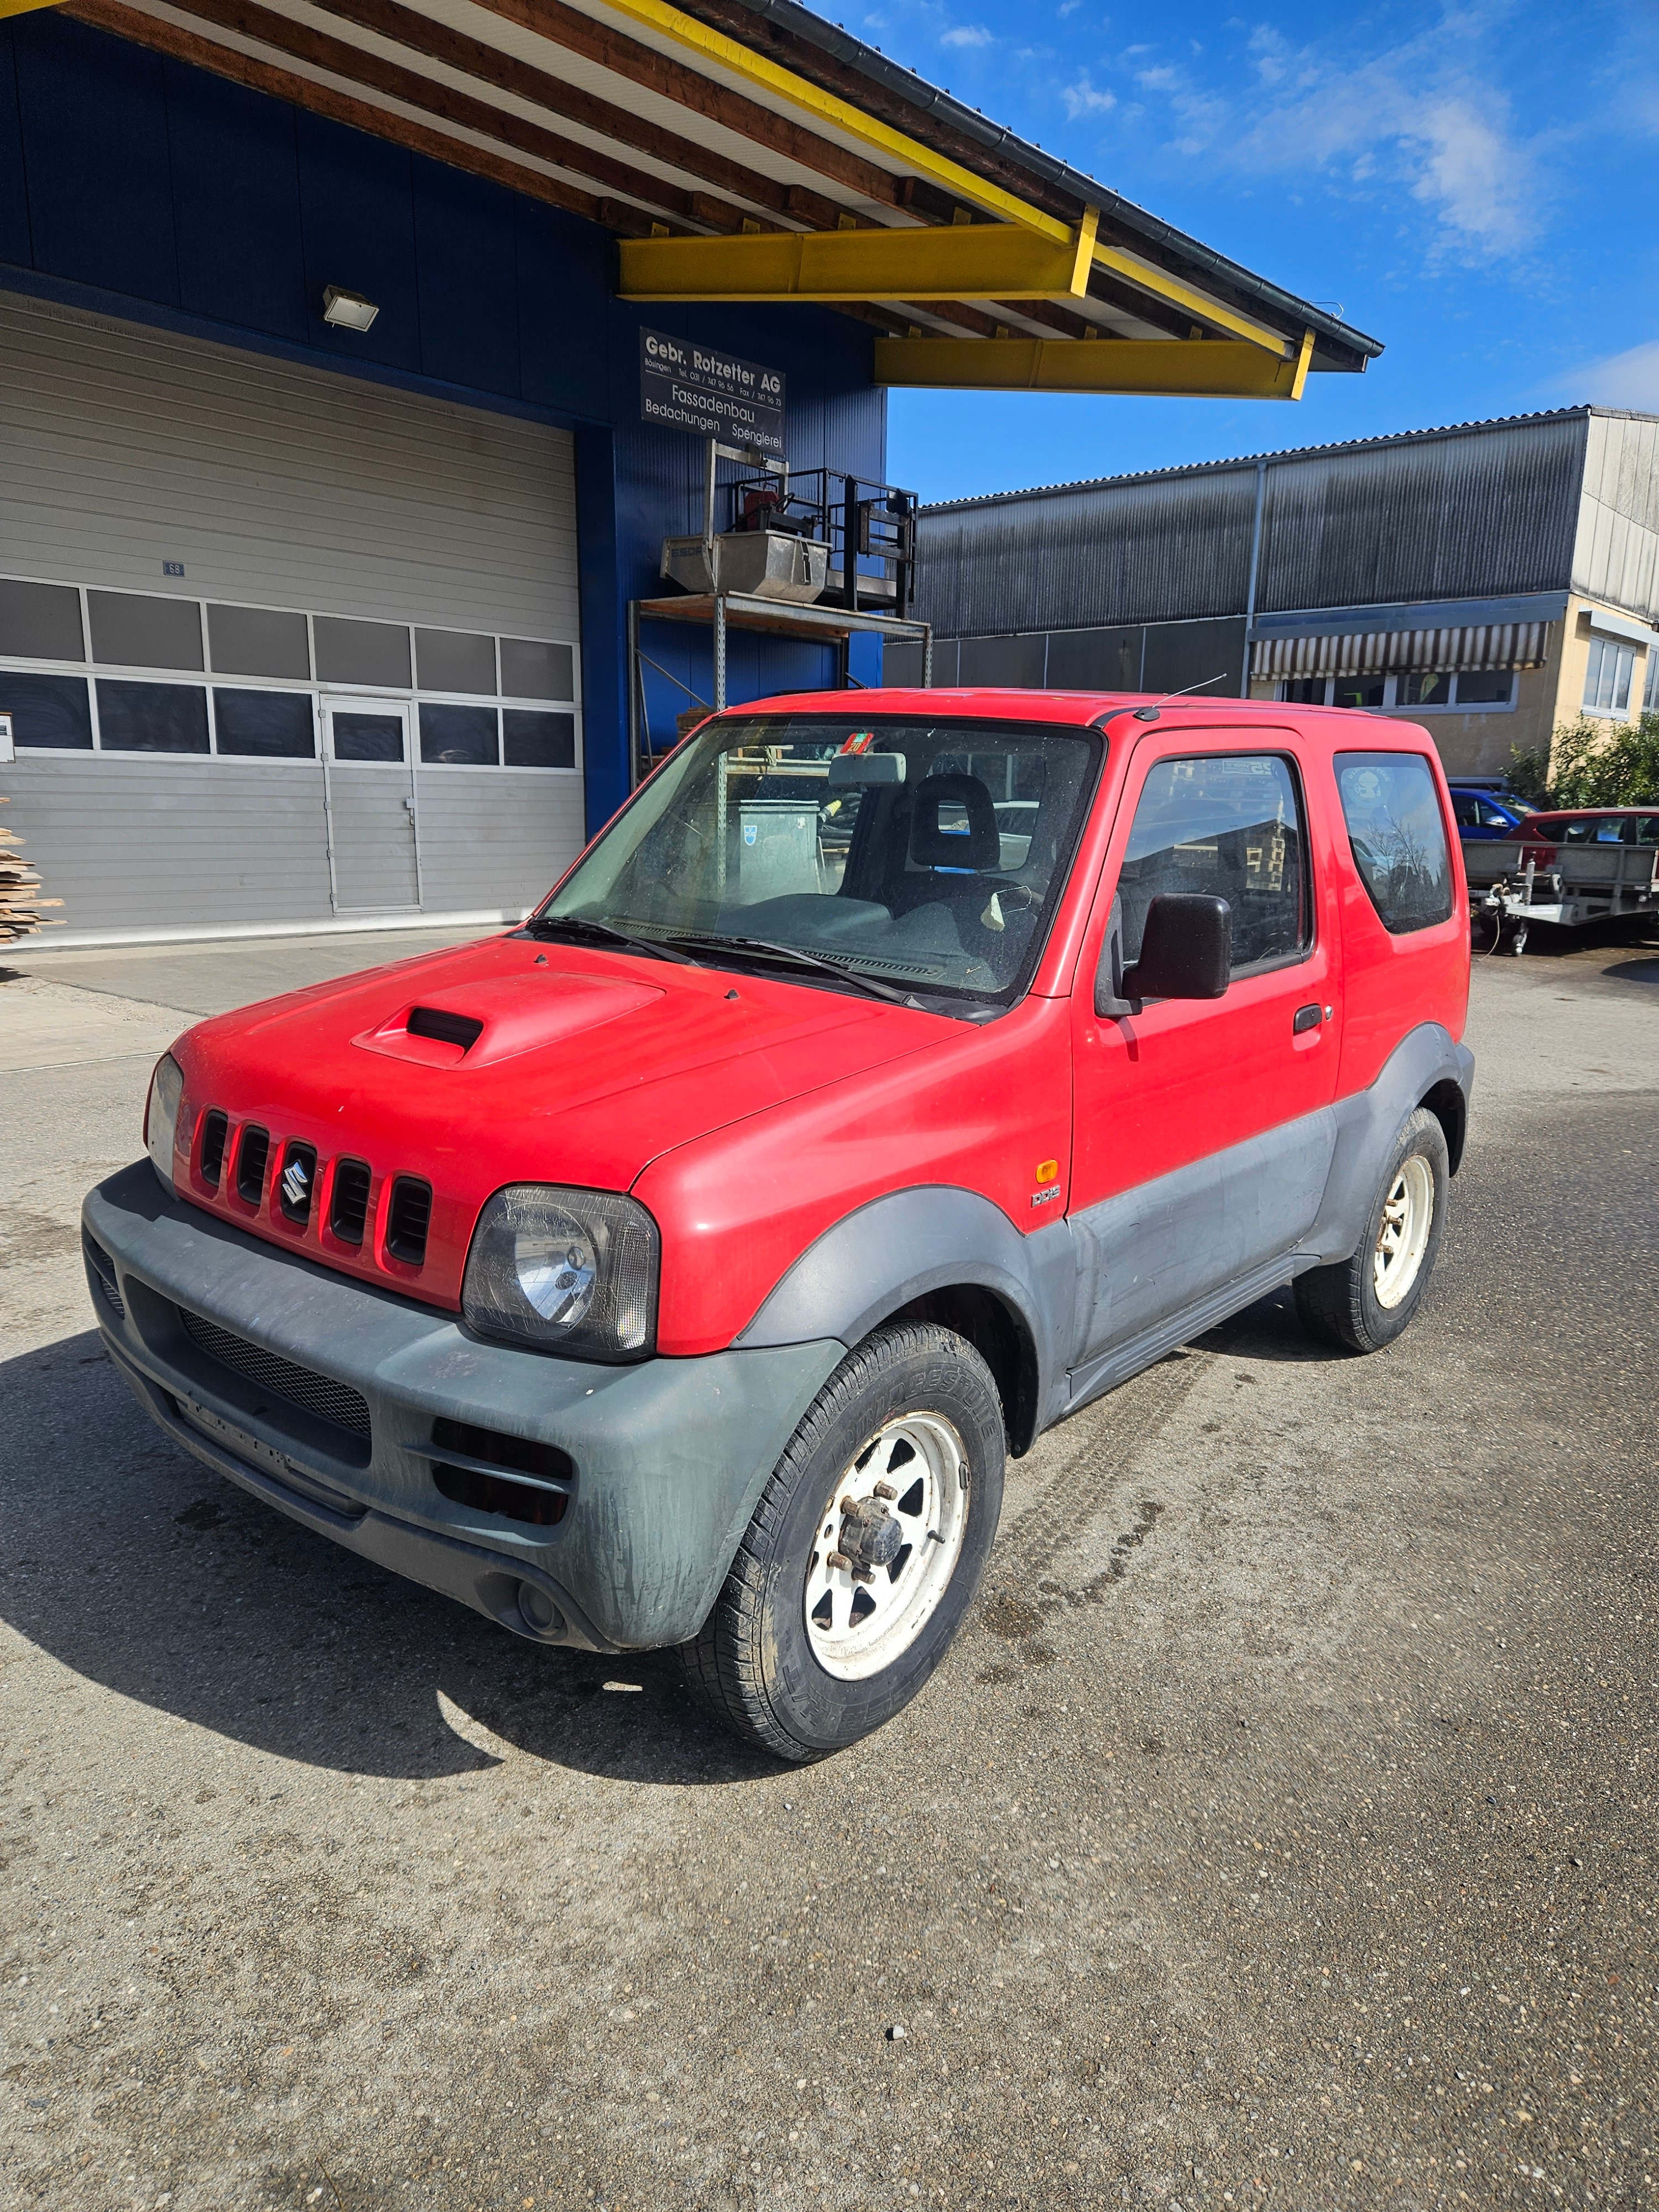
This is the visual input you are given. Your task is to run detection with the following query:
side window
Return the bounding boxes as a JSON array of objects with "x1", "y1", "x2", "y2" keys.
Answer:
[
  {"x1": 1120, "y1": 753, "x2": 1309, "y2": 974},
  {"x1": 1335, "y1": 752, "x2": 1454, "y2": 933}
]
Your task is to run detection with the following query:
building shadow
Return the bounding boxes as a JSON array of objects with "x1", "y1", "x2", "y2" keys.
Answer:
[{"x1": 0, "y1": 1330, "x2": 775, "y2": 1787}]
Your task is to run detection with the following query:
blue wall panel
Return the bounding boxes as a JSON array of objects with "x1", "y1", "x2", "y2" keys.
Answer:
[
  {"x1": 0, "y1": 35, "x2": 30, "y2": 270},
  {"x1": 169, "y1": 66, "x2": 306, "y2": 342},
  {"x1": 296, "y1": 109, "x2": 420, "y2": 372},
  {"x1": 515, "y1": 196, "x2": 608, "y2": 424},
  {"x1": 413, "y1": 161, "x2": 519, "y2": 398},
  {"x1": 12, "y1": 13, "x2": 179, "y2": 304},
  {"x1": 0, "y1": 11, "x2": 890, "y2": 840}
]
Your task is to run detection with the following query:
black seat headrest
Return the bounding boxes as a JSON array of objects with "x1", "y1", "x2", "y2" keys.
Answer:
[{"x1": 909, "y1": 773, "x2": 1000, "y2": 872}]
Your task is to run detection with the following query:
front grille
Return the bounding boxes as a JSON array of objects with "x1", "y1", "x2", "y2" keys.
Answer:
[
  {"x1": 386, "y1": 1176, "x2": 432, "y2": 1266},
  {"x1": 178, "y1": 1306, "x2": 372, "y2": 1438},
  {"x1": 235, "y1": 1125, "x2": 270, "y2": 1206},
  {"x1": 199, "y1": 1109, "x2": 228, "y2": 1187},
  {"x1": 330, "y1": 1158, "x2": 372, "y2": 1245},
  {"x1": 85, "y1": 1238, "x2": 124, "y2": 1320}
]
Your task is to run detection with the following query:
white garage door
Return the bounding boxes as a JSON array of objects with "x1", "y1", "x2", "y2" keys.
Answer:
[{"x1": 0, "y1": 290, "x2": 585, "y2": 944}]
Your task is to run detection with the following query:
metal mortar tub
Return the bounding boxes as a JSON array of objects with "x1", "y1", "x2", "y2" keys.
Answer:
[{"x1": 659, "y1": 529, "x2": 831, "y2": 602}]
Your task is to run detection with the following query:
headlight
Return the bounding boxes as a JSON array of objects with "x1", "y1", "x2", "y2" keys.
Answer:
[
  {"x1": 462, "y1": 1185, "x2": 659, "y2": 1359},
  {"x1": 144, "y1": 1053, "x2": 184, "y2": 1194}
]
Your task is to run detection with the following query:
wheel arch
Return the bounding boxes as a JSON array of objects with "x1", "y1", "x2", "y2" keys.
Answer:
[
  {"x1": 735, "y1": 1186, "x2": 1073, "y2": 1458},
  {"x1": 1418, "y1": 1076, "x2": 1468, "y2": 1175}
]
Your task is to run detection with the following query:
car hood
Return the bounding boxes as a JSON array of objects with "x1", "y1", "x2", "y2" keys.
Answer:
[{"x1": 167, "y1": 931, "x2": 939, "y2": 1306}]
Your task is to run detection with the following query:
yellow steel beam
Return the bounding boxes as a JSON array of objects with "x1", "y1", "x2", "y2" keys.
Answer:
[
  {"x1": 594, "y1": 0, "x2": 1073, "y2": 243},
  {"x1": 872, "y1": 333, "x2": 1318, "y2": 398},
  {"x1": 619, "y1": 217, "x2": 1099, "y2": 301},
  {"x1": 0, "y1": 0, "x2": 63, "y2": 15}
]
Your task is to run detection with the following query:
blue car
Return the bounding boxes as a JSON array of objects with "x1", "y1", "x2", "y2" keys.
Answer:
[{"x1": 1448, "y1": 783, "x2": 1533, "y2": 840}]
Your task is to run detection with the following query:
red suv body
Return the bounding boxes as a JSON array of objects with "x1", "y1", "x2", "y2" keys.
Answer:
[{"x1": 85, "y1": 691, "x2": 1472, "y2": 1757}]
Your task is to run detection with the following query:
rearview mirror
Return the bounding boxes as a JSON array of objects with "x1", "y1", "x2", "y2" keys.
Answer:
[{"x1": 1120, "y1": 893, "x2": 1232, "y2": 1001}]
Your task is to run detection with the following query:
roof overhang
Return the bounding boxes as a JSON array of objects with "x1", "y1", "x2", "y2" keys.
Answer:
[{"x1": 27, "y1": 0, "x2": 1383, "y2": 399}]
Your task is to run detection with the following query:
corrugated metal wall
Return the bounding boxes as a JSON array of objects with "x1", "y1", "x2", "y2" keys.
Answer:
[
  {"x1": 1574, "y1": 413, "x2": 1659, "y2": 622},
  {"x1": 1256, "y1": 414, "x2": 1587, "y2": 613},
  {"x1": 913, "y1": 465, "x2": 1259, "y2": 637},
  {"x1": 914, "y1": 412, "x2": 1601, "y2": 640}
]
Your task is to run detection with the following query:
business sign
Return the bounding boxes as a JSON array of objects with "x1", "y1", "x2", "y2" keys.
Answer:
[{"x1": 640, "y1": 329, "x2": 785, "y2": 455}]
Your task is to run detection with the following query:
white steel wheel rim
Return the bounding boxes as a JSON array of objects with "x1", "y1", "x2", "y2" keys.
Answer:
[
  {"x1": 803, "y1": 1413, "x2": 970, "y2": 1682},
  {"x1": 1373, "y1": 1154, "x2": 1434, "y2": 1309}
]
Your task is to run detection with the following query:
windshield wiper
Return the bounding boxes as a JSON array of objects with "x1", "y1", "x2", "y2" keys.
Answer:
[
  {"x1": 661, "y1": 931, "x2": 920, "y2": 1006},
  {"x1": 520, "y1": 914, "x2": 700, "y2": 967}
]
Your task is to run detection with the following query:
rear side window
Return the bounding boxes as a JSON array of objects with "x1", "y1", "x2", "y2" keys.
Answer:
[
  {"x1": 1335, "y1": 752, "x2": 1453, "y2": 933},
  {"x1": 1120, "y1": 753, "x2": 1309, "y2": 973}
]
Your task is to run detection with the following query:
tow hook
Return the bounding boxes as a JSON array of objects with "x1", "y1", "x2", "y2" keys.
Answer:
[{"x1": 831, "y1": 1488, "x2": 904, "y2": 1584}]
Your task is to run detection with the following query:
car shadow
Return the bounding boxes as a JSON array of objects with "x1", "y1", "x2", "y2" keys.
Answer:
[
  {"x1": 0, "y1": 1330, "x2": 776, "y2": 1787},
  {"x1": 1192, "y1": 1284, "x2": 1329, "y2": 1364},
  {"x1": 1603, "y1": 957, "x2": 1659, "y2": 987}
]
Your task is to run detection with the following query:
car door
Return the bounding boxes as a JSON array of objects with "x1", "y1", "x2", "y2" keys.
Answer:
[{"x1": 1067, "y1": 728, "x2": 1343, "y2": 1374}]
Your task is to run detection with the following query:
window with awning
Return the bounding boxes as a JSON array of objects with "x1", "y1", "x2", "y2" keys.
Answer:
[{"x1": 1251, "y1": 620, "x2": 1551, "y2": 680}]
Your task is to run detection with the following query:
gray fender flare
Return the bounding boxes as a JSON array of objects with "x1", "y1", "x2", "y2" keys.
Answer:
[
  {"x1": 736, "y1": 1185, "x2": 1076, "y2": 1431},
  {"x1": 1303, "y1": 1022, "x2": 1475, "y2": 1265}
]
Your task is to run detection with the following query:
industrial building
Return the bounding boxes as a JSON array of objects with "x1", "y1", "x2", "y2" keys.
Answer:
[
  {"x1": 0, "y1": 0, "x2": 1374, "y2": 946},
  {"x1": 896, "y1": 408, "x2": 1659, "y2": 776}
]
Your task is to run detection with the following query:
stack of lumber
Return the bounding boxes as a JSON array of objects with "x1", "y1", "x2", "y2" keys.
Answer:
[{"x1": 0, "y1": 795, "x2": 61, "y2": 943}]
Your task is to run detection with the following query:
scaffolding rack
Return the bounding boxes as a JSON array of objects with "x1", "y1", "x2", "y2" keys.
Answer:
[{"x1": 626, "y1": 591, "x2": 933, "y2": 788}]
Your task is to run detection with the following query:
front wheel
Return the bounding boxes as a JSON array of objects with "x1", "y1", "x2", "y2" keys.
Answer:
[
  {"x1": 1295, "y1": 1107, "x2": 1449, "y2": 1353},
  {"x1": 680, "y1": 1322, "x2": 1006, "y2": 1761}
]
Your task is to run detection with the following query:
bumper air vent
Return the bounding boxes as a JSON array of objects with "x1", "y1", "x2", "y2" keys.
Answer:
[
  {"x1": 431, "y1": 1416, "x2": 573, "y2": 1528},
  {"x1": 330, "y1": 1158, "x2": 372, "y2": 1246},
  {"x1": 85, "y1": 1237, "x2": 124, "y2": 1321},
  {"x1": 406, "y1": 1006, "x2": 483, "y2": 1052},
  {"x1": 385, "y1": 1175, "x2": 432, "y2": 1266},
  {"x1": 199, "y1": 1109, "x2": 228, "y2": 1188},
  {"x1": 279, "y1": 1140, "x2": 317, "y2": 1226},
  {"x1": 178, "y1": 1305, "x2": 372, "y2": 1438},
  {"x1": 235, "y1": 1125, "x2": 270, "y2": 1207}
]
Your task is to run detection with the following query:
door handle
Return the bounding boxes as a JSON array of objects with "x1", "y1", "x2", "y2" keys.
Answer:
[{"x1": 1292, "y1": 1003, "x2": 1323, "y2": 1034}]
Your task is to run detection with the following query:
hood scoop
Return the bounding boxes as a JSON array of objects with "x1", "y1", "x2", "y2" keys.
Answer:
[{"x1": 353, "y1": 971, "x2": 665, "y2": 1069}]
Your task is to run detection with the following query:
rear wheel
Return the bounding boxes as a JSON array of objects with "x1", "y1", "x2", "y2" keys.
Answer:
[
  {"x1": 1295, "y1": 1107, "x2": 1449, "y2": 1353},
  {"x1": 680, "y1": 1322, "x2": 1005, "y2": 1761}
]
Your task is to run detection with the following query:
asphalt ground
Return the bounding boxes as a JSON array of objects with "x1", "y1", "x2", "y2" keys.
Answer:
[{"x1": 1, "y1": 923, "x2": 1656, "y2": 2212}]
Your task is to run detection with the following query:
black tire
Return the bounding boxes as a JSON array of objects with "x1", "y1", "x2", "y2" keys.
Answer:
[
  {"x1": 680, "y1": 1322, "x2": 1006, "y2": 1762},
  {"x1": 1294, "y1": 1106, "x2": 1449, "y2": 1354}
]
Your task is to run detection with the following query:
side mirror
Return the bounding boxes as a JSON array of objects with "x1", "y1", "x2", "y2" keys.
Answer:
[{"x1": 1120, "y1": 893, "x2": 1232, "y2": 1001}]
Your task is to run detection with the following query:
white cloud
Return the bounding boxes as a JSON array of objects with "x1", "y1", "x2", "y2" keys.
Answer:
[
  {"x1": 1056, "y1": 0, "x2": 1082, "y2": 15},
  {"x1": 940, "y1": 22, "x2": 994, "y2": 45},
  {"x1": 1124, "y1": 12, "x2": 1545, "y2": 258},
  {"x1": 1062, "y1": 71, "x2": 1117, "y2": 117},
  {"x1": 1566, "y1": 340, "x2": 1659, "y2": 410}
]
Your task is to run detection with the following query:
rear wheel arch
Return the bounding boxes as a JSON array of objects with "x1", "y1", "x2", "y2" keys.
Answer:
[{"x1": 1419, "y1": 1077, "x2": 1467, "y2": 1174}]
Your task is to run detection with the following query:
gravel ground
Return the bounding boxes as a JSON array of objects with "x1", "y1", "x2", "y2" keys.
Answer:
[{"x1": 1, "y1": 926, "x2": 1655, "y2": 2212}]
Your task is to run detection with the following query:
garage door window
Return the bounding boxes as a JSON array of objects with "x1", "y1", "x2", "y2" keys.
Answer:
[{"x1": 0, "y1": 573, "x2": 580, "y2": 769}]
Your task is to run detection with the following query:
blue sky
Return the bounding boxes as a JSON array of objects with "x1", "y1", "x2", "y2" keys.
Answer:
[{"x1": 875, "y1": 0, "x2": 1659, "y2": 502}]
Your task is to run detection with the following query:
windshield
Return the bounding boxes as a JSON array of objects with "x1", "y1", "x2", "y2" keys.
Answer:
[{"x1": 539, "y1": 715, "x2": 1102, "y2": 1009}]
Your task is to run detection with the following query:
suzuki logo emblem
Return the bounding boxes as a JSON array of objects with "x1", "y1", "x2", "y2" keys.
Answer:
[{"x1": 281, "y1": 1157, "x2": 310, "y2": 1208}]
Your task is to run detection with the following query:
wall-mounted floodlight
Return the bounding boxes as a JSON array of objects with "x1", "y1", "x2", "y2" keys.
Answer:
[{"x1": 322, "y1": 286, "x2": 379, "y2": 331}]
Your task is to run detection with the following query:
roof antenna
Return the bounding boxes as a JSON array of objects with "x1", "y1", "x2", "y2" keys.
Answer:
[{"x1": 1133, "y1": 671, "x2": 1232, "y2": 722}]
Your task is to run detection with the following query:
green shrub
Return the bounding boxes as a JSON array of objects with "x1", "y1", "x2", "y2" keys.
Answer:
[{"x1": 1511, "y1": 712, "x2": 1659, "y2": 809}]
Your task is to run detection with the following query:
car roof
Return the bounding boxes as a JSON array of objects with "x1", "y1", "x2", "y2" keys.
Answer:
[
  {"x1": 1526, "y1": 807, "x2": 1652, "y2": 821},
  {"x1": 716, "y1": 687, "x2": 1446, "y2": 738}
]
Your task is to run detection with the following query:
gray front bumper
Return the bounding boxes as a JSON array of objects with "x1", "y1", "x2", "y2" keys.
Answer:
[{"x1": 83, "y1": 1162, "x2": 842, "y2": 1652}]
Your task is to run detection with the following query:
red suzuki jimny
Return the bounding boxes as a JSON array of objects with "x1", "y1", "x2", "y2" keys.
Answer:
[{"x1": 85, "y1": 690, "x2": 1472, "y2": 1761}]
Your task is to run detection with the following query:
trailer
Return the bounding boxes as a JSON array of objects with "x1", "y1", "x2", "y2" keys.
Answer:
[{"x1": 1464, "y1": 838, "x2": 1659, "y2": 953}]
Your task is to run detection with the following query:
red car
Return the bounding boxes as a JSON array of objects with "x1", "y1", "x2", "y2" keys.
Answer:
[
  {"x1": 1515, "y1": 807, "x2": 1659, "y2": 863},
  {"x1": 85, "y1": 692, "x2": 1473, "y2": 1760}
]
